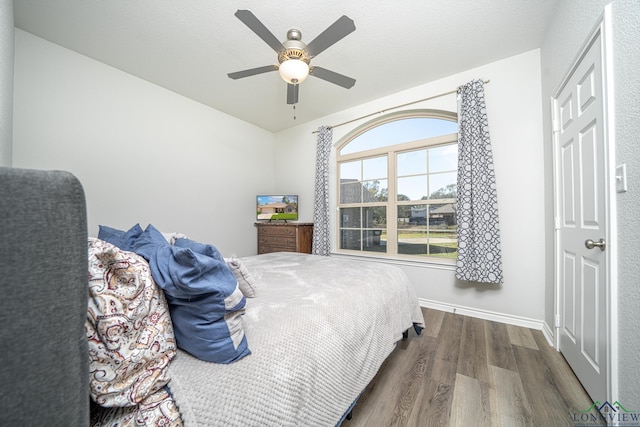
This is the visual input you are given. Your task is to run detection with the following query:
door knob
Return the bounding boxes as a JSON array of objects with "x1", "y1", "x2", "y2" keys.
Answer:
[{"x1": 585, "y1": 238, "x2": 606, "y2": 251}]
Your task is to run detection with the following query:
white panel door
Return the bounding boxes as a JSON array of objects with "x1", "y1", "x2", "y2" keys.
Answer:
[{"x1": 554, "y1": 28, "x2": 609, "y2": 402}]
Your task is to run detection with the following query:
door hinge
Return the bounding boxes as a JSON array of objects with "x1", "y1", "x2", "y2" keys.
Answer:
[
  {"x1": 554, "y1": 217, "x2": 561, "y2": 230},
  {"x1": 555, "y1": 314, "x2": 560, "y2": 328},
  {"x1": 552, "y1": 119, "x2": 560, "y2": 134}
]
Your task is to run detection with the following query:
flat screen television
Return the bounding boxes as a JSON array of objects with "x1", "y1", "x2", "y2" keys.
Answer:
[{"x1": 256, "y1": 195, "x2": 298, "y2": 222}]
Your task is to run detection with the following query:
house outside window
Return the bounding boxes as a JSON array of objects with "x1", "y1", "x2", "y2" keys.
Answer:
[{"x1": 336, "y1": 111, "x2": 458, "y2": 262}]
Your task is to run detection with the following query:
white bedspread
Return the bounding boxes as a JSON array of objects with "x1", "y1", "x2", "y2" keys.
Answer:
[{"x1": 167, "y1": 252, "x2": 425, "y2": 427}]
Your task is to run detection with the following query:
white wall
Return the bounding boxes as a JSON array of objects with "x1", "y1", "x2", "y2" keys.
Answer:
[
  {"x1": 0, "y1": 0, "x2": 13, "y2": 166},
  {"x1": 540, "y1": 0, "x2": 640, "y2": 408},
  {"x1": 275, "y1": 50, "x2": 546, "y2": 327},
  {"x1": 12, "y1": 29, "x2": 276, "y2": 257}
]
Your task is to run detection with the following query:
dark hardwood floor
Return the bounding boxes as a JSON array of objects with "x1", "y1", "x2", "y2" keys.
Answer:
[{"x1": 342, "y1": 307, "x2": 602, "y2": 427}]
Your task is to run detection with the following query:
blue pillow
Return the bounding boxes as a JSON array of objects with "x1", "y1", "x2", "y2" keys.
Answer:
[
  {"x1": 102, "y1": 224, "x2": 250, "y2": 363},
  {"x1": 97, "y1": 223, "x2": 143, "y2": 251},
  {"x1": 173, "y1": 237, "x2": 225, "y2": 262}
]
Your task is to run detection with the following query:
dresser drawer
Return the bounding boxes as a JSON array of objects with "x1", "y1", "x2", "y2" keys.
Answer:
[
  {"x1": 257, "y1": 244, "x2": 296, "y2": 254},
  {"x1": 257, "y1": 226, "x2": 296, "y2": 237},
  {"x1": 258, "y1": 235, "x2": 296, "y2": 249},
  {"x1": 255, "y1": 223, "x2": 314, "y2": 255}
]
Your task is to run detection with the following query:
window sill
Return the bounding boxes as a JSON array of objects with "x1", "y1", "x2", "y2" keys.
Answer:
[{"x1": 330, "y1": 250, "x2": 456, "y2": 271}]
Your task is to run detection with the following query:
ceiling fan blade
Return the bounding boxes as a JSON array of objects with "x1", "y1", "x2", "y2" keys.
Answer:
[
  {"x1": 305, "y1": 15, "x2": 355, "y2": 57},
  {"x1": 228, "y1": 65, "x2": 278, "y2": 80},
  {"x1": 310, "y1": 66, "x2": 356, "y2": 89},
  {"x1": 235, "y1": 10, "x2": 285, "y2": 53},
  {"x1": 287, "y1": 84, "x2": 299, "y2": 105}
]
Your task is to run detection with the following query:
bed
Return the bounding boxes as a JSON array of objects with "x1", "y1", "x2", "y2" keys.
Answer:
[
  {"x1": 167, "y1": 251, "x2": 425, "y2": 426},
  {"x1": 89, "y1": 226, "x2": 425, "y2": 427},
  {"x1": 0, "y1": 167, "x2": 424, "y2": 427}
]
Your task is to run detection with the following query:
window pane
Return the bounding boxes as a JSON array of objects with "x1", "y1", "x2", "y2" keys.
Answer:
[
  {"x1": 396, "y1": 204, "x2": 457, "y2": 258},
  {"x1": 428, "y1": 226, "x2": 458, "y2": 258},
  {"x1": 397, "y1": 230, "x2": 429, "y2": 256},
  {"x1": 363, "y1": 206, "x2": 386, "y2": 228},
  {"x1": 340, "y1": 207, "x2": 361, "y2": 228},
  {"x1": 397, "y1": 203, "x2": 414, "y2": 223},
  {"x1": 340, "y1": 181, "x2": 362, "y2": 204},
  {"x1": 429, "y1": 172, "x2": 457, "y2": 199},
  {"x1": 362, "y1": 156, "x2": 387, "y2": 180},
  {"x1": 428, "y1": 203, "x2": 456, "y2": 227},
  {"x1": 340, "y1": 117, "x2": 458, "y2": 155},
  {"x1": 398, "y1": 205, "x2": 427, "y2": 228},
  {"x1": 409, "y1": 205, "x2": 428, "y2": 225},
  {"x1": 340, "y1": 229, "x2": 361, "y2": 250},
  {"x1": 428, "y1": 144, "x2": 458, "y2": 173},
  {"x1": 428, "y1": 203, "x2": 458, "y2": 259},
  {"x1": 340, "y1": 161, "x2": 361, "y2": 180},
  {"x1": 397, "y1": 175, "x2": 428, "y2": 201},
  {"x1": 397, "y1": 149, "x2": 427, "y2": 176},
  {"x1": 363, "y1": 230, "x2": 386, "y2": 253},
  {"x1": 363, "y1": 179, "x2": 388, "y2": 202}
]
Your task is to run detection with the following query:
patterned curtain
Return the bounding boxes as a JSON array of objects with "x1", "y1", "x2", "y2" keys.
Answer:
[
  {"x1": 311, "y1": 126, "x2": 333, "y2": 256},
  {"x1": 455, "y1": 80, "x2": 503, "y2": 284}
]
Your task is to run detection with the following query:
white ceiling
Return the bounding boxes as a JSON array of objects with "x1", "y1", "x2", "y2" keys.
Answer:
[{"x1": 13, "y1": 0, "x2": 559, "y2": 133}]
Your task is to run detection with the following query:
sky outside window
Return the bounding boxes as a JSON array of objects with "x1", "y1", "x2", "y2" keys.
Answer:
[{"x1": 340, "y1": 117, "x2": 458, "y2": 155}]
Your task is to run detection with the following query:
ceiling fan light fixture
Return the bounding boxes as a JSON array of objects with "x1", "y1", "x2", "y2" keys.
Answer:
[{"x1": 278, "y1": 59, "x2": 309, "y2": 84}]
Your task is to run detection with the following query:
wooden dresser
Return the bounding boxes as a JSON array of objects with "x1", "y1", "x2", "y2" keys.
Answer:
[{"x1": 255, "y1": 222, "x2": 314, "y2": 254}]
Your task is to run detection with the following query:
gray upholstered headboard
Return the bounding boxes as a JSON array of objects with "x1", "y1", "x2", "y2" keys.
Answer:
[{"x1": 0, "y1": 167, "x2": 90, "y2": 425}]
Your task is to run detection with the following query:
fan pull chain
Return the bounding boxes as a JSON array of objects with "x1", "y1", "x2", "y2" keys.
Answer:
[{"x1": 293, "y1": 104, "x2": 297, "y2": 120}]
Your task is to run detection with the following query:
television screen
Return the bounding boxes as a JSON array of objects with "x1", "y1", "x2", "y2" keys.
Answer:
[{"x1": 256, "y1": 195, "x2": 298, "y2": 221}]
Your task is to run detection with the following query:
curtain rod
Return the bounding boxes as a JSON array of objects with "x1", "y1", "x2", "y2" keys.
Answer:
[{"x1": 312, "y1": 79, "x2": 490, "y2": 134}]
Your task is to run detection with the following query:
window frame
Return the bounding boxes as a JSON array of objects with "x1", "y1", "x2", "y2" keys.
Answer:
[{"x1": 335, "y1": 110, "x2": 458, "y2": 264}]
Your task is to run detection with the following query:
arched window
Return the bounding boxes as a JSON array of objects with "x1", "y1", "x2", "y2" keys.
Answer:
[{"x1": 336, "y1": 110, "x2": 458, "y2": 262}]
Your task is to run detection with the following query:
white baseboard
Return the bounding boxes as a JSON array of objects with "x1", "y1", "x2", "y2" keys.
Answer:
[
  {"x1": 418, "y1": 298, "x2": 546, "y2": 332},
  {"x1": 541, "y1": 322, "x2": 557, "y2": 348}
]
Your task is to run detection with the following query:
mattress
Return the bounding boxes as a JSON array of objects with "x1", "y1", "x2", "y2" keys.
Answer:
[{"x1": 166, "y1": 252, "x2": 425, "y2": 427}]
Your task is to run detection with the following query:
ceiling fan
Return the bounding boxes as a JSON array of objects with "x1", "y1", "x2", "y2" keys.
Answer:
[{"x1": 227, "y1": 10, "x2": 356, "y2": 105}]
